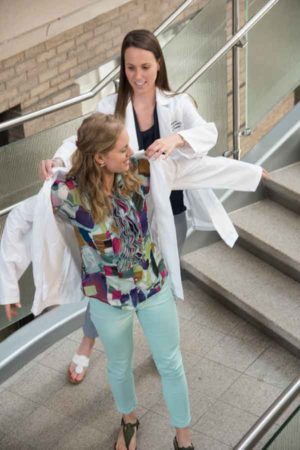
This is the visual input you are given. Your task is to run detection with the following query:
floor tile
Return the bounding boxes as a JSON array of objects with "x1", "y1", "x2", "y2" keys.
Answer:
[
  {"x1": 189, "y1": 430, "x2": 231, "y2": 450},
  {"x1": 187, "y1": 357, "x2": 241, "y2": 399},
  {"x1": 181, "y1": 349, "x2": 202, "y2": 373},
  {"x1": 44, "y1": 375, "x2": 105, "y2": 421},
  {"x1": 73, "y1": 350, "x2": 110, "y2": 390},
  {"x1": 176, "y1": 297, "x2": 198, "y2": 322},
  {"x1": 137, "y1": 410, "x2": 174, "y2": 450},
  {"x1": 206, "y1": 334, "x2": 269, "y2": 372},
  {"x1": 150, "y1": 388, "x2": 215, "y2": 426},
  {"x1": 229, "y1": 319, "x2": 273, "y2": 343},
  {"x1": 180, "y1": 320, "x2": 226, "y2": 358},
  {"x1": 194, "y1": 400, "x2": 258, "y2": 446},
  {"x1": 7, "y1": 363, "x2": 66, "y2": 404},
  {"x1": 1, "y1": 360, "x2": 38, "y2": 390},
  {"x1": 11, "y1": 405, "x2": 78, "y2": 449},
  {"x1": 55, "y1": 423, "x2": 110, "y2": 449},
  {"x1": 220, "y1": 373, "x2": 282, "y2": 416},
  {"x1": 0, "y1": 432, "x2": 35, "y2": 450},
  {"x1": 79, "y1": 391, "x2": 148, "y2": 432},
  {"x1": 32, "y1": 336, "x2": 65, "y2": 362},
  {"x1": 0, "y1": 390, "x2": 39, "y2": 432},
  {"x1": 246, "y1": 343, "x2": 300, "y2": 389},
  {"x1": 182, "y1": 282, "x2": 243, "y2": 335}
]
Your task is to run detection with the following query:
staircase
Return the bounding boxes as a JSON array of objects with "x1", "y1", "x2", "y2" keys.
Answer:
[{"x1": 182, "y1": 161, "x2": 300, "y2": 357}]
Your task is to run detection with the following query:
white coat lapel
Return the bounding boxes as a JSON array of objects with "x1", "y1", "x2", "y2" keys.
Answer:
[
  {"x1": 125, "y1": 101, "x2": 139, "y2": 152},
  {"x1": 156, "y1": 89, "x2": 172, "y2": 138}
]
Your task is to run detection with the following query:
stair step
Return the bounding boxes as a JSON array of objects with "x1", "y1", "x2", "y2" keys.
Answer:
[
  {"x1": 264, "y1": 162, "x2": 300, "y2": 213},
  {"x1": 230, "y1": 199, "x2": 300, "y2": 281},
  {"x1": 182, "y1": 242, "x2": 300, "y2": 353}
]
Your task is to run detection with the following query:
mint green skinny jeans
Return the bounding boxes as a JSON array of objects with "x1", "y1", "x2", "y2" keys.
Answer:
[{"x1": 89, "y1": 280, "x2": 191, "y2": 428}]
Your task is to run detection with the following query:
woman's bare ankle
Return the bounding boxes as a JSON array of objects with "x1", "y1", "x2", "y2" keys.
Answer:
[
  {"x1": 175, "y1": 427, "x2": 192, "y2": 447},
  {"x1": 122, "y1": 411, "x2": 137, "y2": 424},
  {"x1": 77, "y1": 336, "x2": 95, "y2": 356}
]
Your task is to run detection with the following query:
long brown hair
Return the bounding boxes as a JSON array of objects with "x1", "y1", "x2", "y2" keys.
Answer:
[
  {"x1": 67, "y1": 113, "x2": 141, "y2": 222},
  {"x1": 115, "y1": 29, "x2": 172, "y2": 119}
]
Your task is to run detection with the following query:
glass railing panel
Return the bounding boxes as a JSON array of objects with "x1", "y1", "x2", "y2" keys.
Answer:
[
  {"x1": 245, "y1": 0, "x2": 300, "y2": 130},
  {"x1": 163, "y1": 0, "x2": 228, "y2": 155},
  {"x1": 0, "y1": 115, "x2": 83, "y2": 211},
  {"x1": 262, "y1": 405, "x2": 300, "y2": 449}
]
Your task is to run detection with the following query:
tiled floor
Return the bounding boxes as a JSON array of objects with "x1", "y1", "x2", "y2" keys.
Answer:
[{"x1": 0, "y1": 278, "x2": 299, "y2": 449}]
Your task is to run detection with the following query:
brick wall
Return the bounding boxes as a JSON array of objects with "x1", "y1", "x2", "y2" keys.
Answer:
[{"x1": 0, "y1": 0, "x2": 207, "y2": 137}]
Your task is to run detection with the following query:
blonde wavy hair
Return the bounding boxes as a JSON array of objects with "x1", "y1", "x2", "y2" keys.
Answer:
[{"x1": 67, "y1": 113, "x2": 141, "y2": 222}]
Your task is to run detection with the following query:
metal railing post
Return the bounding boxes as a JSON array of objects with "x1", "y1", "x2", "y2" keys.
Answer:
[{"x1": 232, "y1": 0, "x2": 241, "y2": 159}]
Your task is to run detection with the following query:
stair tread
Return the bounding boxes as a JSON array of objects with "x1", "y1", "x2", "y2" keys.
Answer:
[
  {"x1": 230, "y1": 199, "x2": 300, "y2": 265},
  {"x1": 267, "y1": 161, "x2": 300, "y2": 195},
  {"x1": 182, "y1": 242, "x2": 300, "y2": 343}
]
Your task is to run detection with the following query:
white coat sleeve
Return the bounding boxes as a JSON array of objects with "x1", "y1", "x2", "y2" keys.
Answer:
[
  {"x1": 165, "y1": 156, "x2": 263, "y2": 192},
  {"x1": 0, "y1": 196, "x2": 36, "y2": 305},
  {"x1": 54, "y1": 136, "x2": 77, "y2": 170},
  {"x1": 176, "y1": 94, "x2": 218, "y2": 158}
]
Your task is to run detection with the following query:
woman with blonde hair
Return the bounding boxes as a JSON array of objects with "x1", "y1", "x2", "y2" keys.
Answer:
[{"x1": 51, "y1": 112, "x2": 194, "y2": 450}]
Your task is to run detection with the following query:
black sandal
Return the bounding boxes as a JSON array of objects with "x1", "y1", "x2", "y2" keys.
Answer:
[
  {"x1": 173, "y1": 436, "x2": 194, "y2": 450},
  {"x1": 115, "y1": 418, "x2": 140, "y2": 450}
]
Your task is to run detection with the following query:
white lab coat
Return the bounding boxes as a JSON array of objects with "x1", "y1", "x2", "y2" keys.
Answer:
[
  {"x1": 54, "y1": 90, "x2": 243, "y2": 245},
  {"x1": 0, "y1": 153, "x2": 262, "y2": 314}
]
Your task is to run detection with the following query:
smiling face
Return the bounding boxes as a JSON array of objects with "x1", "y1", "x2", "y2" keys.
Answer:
[
  {"x1": 124, "y1": 47, "x2": 160, "y2": 96},
  {"x1": 94, "y1": 128, "x2": 133, "y2": 175}
]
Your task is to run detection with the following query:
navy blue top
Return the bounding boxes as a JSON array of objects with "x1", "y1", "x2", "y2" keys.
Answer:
[{"x1": 133, "y1": 106, "x2": 186, "y2": 216}]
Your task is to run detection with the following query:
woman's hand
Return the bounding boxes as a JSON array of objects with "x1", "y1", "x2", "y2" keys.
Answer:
[
  {"x1": 145, "y1": 134, "x2": 185, "y2": 160},
  {"x1": 38, "y1": 157, "x2": 64, "y2": 180},
  {"x1": 4, "y1": 303, "x2": 22, "y2": 321}
]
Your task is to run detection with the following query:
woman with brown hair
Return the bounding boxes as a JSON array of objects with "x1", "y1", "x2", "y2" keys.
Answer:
[{"x1": 51, "y1": 112, "x2": 194, "y2": 450}]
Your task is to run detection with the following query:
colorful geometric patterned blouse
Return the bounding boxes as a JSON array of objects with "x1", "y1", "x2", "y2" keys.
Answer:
[{"x1": 51, "y1": 158, "x2": 168, "y2": 310}]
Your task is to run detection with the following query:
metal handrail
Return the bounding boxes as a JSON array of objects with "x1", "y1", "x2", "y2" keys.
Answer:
[
  {"x1": 0, "y1": 201, "x2": 24, "y2": 217},
  {"x1": 234, "y1": 376, "x2": 300, "y2": 449},
  {"x1": 178, "y1": 0, "x2": 279, "y2": 92},
  {"x1": 0, "y1": 0, "x2": 193, "y2": 133}
]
